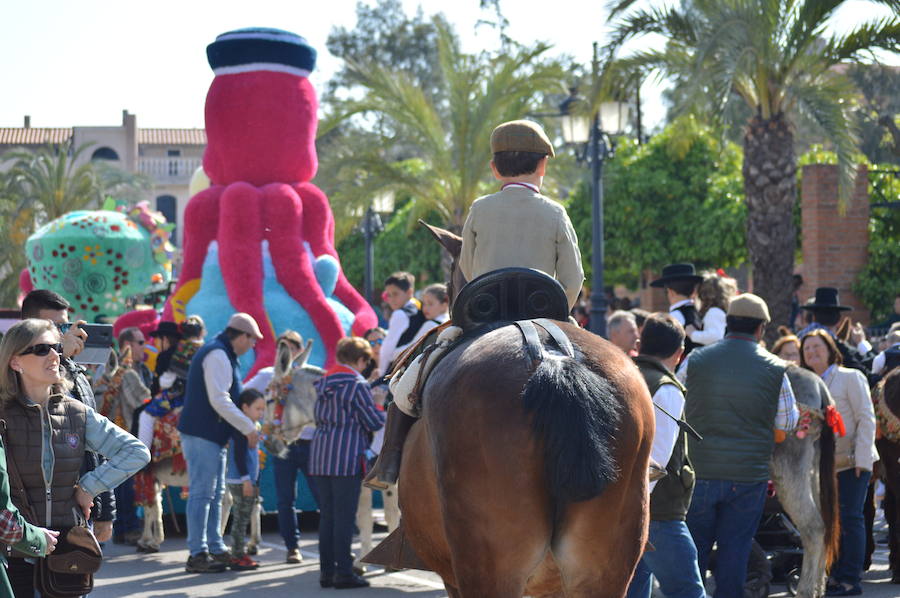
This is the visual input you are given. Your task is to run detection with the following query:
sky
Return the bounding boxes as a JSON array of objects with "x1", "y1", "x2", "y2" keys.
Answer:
[{"x1": 1, "y1": 0, "x2": 897, "y2": 131}]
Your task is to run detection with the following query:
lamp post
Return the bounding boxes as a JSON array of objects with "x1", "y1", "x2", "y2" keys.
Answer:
[
  {"x1": 362, "y1": 206, "x2": 382, "y2": 303},
  {"x1": 558, "y1": 42, "x2": 629, "y2": 338}
]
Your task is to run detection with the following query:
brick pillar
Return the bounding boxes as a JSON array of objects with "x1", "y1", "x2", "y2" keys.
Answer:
[
  {"x1": 799, "y1": 164, "x2": 871, "y2": 325},
  {"x1": 638, "y1": 269, "x2": 669, "y2": 313}
]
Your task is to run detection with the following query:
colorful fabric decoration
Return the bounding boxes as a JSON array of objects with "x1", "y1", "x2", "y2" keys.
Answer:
[
  {"x1": 162, "y1": 27, "x2": 377, "y2": 374},
  {"x1": 874, "y1": 382, "x2": 900, "y2": 443},
  {"x1": 23, "y1": 203, "x2": 173, "y2": 321}
]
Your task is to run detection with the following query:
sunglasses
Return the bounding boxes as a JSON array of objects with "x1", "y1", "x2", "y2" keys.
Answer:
[
  {"x1": 20, "y1": 343, "x2": 64, "y2": 357},
  {"x1": 368, "y1": 338, "x2": 383, "y2": 346}
]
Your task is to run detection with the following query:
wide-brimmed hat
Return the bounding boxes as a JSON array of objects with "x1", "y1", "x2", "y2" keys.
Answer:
[
  {"x1": 650, "y1": 263, "x2": 703, "y2": 288},
  {"x1": 149, "y1": 321, "x2": 182, "y2": 339},
  {"x1": 801, "y1": 287, "x2": 852, "y2": 311}
]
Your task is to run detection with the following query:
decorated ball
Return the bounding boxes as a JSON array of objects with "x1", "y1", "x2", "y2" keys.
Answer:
[{"x1": 25, "y1": 209, "x2": 172, "y2": 320}]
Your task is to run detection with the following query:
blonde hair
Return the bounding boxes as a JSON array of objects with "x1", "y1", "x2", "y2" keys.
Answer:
[
  {"x1": 0, "y1": 319, "x2": 72, "y2": 405},
  {"x1": 698, "y1": 271, "x2": 737, "y2": 317}
]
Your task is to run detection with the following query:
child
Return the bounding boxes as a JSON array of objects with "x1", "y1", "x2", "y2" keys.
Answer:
[
  {"x1": 395, "y1": 284, "x2": 450, "y2": 356},
  {"x1": 690, "y1": 271, "x2": 737, "y2": 346},
  {"x1": 379, "y1": 272, "x2": 425, "y2": 372},
  {"x1": 458, "y1": 119, "x2": 584, "y2": 309},
  {"x1": 650, "y1": 263, "x2": 703, "y2": 356},
  {"x1": 225, "y1": 388, "x2": 266, "y2": 571}
]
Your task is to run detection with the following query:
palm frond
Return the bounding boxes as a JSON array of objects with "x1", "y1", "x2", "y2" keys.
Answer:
[{"x1": 824, "y1": 18, "x2": 900, "y2": 63}]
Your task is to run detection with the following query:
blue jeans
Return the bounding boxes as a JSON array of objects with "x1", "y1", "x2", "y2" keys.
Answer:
[
  {"x1": 313, "y1": 475, "x2": 362, "y2": 579},
  {"x1": 181, "y1": 433, "x2": 228, "y2": 556},
  {"x1": 626, "y1": 520, "x2": 705, "y2": 598},
  {"x1": 273, "y1": 440, "x2": 319, "y2": 550},
  {"x1": 686, "y1": 479, "x2": 767, "y2": 598},
  {"x1": 113, "y1": 477, "x2": 140, "y2": 535},
  {"x1": 832, "y1": 469, "x2": 872, "y2": 587}
]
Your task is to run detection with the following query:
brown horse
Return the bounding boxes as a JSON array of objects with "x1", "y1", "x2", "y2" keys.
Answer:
[
  {"x1": 392, "y1": 223, "x2": 654, "y2": 598},
  {"x1": 874, "y1": 367, "x2": 900, "y2": 584}
]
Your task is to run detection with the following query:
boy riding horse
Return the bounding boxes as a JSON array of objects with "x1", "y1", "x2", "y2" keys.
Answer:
[{"x1": 364, "y1": 119, "x2": 585, "y2": 490}]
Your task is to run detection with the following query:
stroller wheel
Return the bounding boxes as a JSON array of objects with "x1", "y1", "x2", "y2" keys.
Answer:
[{"x1": 786, "y1": 567, "x2": 801, "y2": 596}]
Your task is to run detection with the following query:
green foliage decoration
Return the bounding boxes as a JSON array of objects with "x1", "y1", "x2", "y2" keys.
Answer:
[{"x1": 565, "y1": 118, "x2": 747, "y2": 288}]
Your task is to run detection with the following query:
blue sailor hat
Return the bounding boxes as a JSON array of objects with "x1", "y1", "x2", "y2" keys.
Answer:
[{"x1": 206, "y1": 27, "x2": 317, "y2": 77}]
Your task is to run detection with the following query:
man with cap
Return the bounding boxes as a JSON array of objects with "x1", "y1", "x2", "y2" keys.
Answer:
[
  {"x1": 651, "y1": 263, "x2": 704, "y2": 357},
  {"x1": 458, "y1": 119, "x2": 584, "y2": 310},
  {"x1": 682, "y1": 294, "x2": 799, "y2": 598},
  {"x1": 178, "y1": 312, "x2": 264, "y2": 573},
  {"x1": 798, "y1": 287, "x2": 873, "y2": 375},
  {"x1": 364, "y1": 120, "x2": 584, "y2": 492}
]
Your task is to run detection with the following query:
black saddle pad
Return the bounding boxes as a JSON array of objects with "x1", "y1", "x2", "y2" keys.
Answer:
[{"x1": 452, "y1": 268, "x2": 569, "y2": 331}]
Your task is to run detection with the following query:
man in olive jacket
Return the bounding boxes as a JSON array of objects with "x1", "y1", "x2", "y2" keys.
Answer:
[
  {"x1": 626, "y1": 314, "x2": 704, "y2": 598},
  {"x1": 683, "y1": 294, "x2": 798, "y2": 598}
]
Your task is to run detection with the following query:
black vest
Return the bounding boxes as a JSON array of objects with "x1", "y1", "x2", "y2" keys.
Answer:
[
  {"x1": 634, "y1": 355, "x2": 695, "y2": 521},
  {"x1": 674, "y1": 303, "x2": 702, "y2": 356},
  {"x1": 396, "y1": 303, "x2": 427, "y2": 348}
]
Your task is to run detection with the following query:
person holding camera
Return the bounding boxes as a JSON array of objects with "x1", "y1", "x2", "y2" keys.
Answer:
[
  {"x1": 21, "y1": 290, "x2": 117, "y2": 544},
  {"x1": 0, "y1": 318, "x2": 149, "y2": 596}
]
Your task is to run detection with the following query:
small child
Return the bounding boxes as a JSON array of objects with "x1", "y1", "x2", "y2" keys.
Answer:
[
  {"x1": 458, "y1": 119, "x2": 584, "y2": 309},
  {"x1": 395, "y1": 284, "x2": 450, "y2": 356},
  {"x1": 650, "y1": 263, "x2": 703, "y2": 357},
  {"x1": 691, "y1": 271, "x2": 737, "y2": 346},
  {"x1": 379, "y1": 272, "x2": 424, "y2": 373},
  {"x1": 225, "y1": 388, "x2": 266, "y2": 571}
]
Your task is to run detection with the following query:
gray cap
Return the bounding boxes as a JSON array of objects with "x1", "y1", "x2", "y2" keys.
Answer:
[
  {"x1": 227, "y1": 312, "x2": 264, "y2": 339},
  {"x1": 490, "y1": 120, "x2": 555, "y2": 157},
  {"x1": 727, "y1": 294, "x2": 770, "y2": 323}
]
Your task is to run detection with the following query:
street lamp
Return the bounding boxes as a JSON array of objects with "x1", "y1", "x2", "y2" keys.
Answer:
[
  {"x1": 359, "y1": 191, "x2": 393, "y2": 304},
  {"x1": 558, "y1": 43, "x2": 629, "y2": 338}
]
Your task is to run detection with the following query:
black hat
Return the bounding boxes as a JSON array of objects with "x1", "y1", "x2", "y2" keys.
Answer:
[
  {"x1": 149, "y1": 321, "x2": 182, "y2": 339},
  {"x1": 801, "y1": 287, "x2": 852, "y2": 311},
  {"x1": 207, "y1": 28, "x2": 317, "y2": 77},
  {"x1": 650, "y1": 263, "x2": 703, "y2": 288}
]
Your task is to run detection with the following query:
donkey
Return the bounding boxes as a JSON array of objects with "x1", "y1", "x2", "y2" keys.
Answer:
[
  {"x1": 376, "y1": 223, "x2": 655, "y2": 598},
  {"x1": 873, "y1": 367, "x2": 900, "y2": 584},
  {"x1": 769, "y1": 366, "x2": 840, "y2": 598}
]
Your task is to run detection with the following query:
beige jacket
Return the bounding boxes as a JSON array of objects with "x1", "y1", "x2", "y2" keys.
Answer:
[
  {"x1": 459, "y1": 186, "x2": 585, "y2": 308},
  {"x1": 824, "y1": 365, "x2": 878, "y2": 472}
]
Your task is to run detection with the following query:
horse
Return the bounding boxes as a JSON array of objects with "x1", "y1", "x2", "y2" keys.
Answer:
[
  {"x1": 768, "y1": 365, "x2": 840, "y2": 597},
  {"x1": 376, "y1": 223, "x2": 655, "y2": 598},
  {"x1": 873, "y1": 367, "x2": 900, "y2": 584}
]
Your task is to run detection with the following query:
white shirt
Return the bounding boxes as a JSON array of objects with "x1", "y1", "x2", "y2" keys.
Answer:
[
  {"x1": 668, "y1": 299, "x2": 695, "y2": 326},
  {"x1": 649, "y1": 384, "x2": 685, "y2": 492},
  {"x1": 690, "y1": 307, "x2": 726, "y2": 346},
  {"x1": 873, "y1": 343, "x2": 900, "y2": 376},
  {"x1": 244, "y1": 366, "x2": 274, "y2": 394},
  {"x1": 380, "y1": 300, "x2": 415, "y2": 367},
  {"x1": 395, "y1": 312, "x2": 449, "y2": 356},
  {"x1": 203, "y1": 349, "x2": 255, "y2": 435}
]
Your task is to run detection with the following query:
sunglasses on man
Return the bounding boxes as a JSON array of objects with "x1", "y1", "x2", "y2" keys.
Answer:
[{"x1": 20, "y1": 343, "x2": 64, "y2": 357}]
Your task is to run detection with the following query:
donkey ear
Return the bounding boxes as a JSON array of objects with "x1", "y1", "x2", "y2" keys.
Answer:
[
  {"x1": 419, "y1": 220, "x2": 462, "y2": 259},
  {"x1": 297, "y1": 339, "x2": 314, "y2": 367},
  {"x1": 275, "y1": 341, "x2": 292, "y2": 377}
]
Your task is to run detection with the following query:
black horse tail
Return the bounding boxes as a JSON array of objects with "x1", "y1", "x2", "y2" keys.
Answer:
[
  {"x1": 521, "y1": 356, "x2": 621, "y2": 504},
  {"x1": 819, "y1": 420, "x2": 840, "y2": 569}
]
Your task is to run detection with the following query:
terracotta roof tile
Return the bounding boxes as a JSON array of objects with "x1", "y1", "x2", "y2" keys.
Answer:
[
  {"x1": 139, "y1": 129, "x2": 207, "y2": 145},
  {"x1": 0, "y1": 128, "x2": 72, "y2": 145}
]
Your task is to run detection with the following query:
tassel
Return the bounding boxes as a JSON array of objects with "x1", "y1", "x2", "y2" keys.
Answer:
[{"x1": 825, "y1": 405, "x2": 847, "y2": 437}]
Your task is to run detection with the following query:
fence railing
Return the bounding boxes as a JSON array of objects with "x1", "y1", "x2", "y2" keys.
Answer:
[{"x1": 138, "y1": 158, "x2": 202, "y2": 183}]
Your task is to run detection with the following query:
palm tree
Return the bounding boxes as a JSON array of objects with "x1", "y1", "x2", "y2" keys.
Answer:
[
  {"x1": 605, "y1": 0, "x2": 900, "y2": 336},
  {"x1": 320, "y1": 20, "x2": 567, "y2": 233}
]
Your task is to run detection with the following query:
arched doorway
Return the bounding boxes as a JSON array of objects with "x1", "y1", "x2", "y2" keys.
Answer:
[
  {"x1": 156, "y1": 195, "x2": 177, "y2": 246},
  {"x1": 91, "y1": 147, "x2": 120, "y2": 161}
]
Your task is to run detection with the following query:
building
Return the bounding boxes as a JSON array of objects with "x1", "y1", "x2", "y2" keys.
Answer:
[{"x1": 0, "y1": 110, "x2": 206, "y2": 246}]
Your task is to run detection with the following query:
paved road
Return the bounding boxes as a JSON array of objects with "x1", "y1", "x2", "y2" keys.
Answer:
[{"x1": 92, "y1": 517, "x2": 897, "y2": 597}]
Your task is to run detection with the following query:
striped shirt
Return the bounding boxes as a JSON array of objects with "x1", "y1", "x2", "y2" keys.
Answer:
[{"x1": 310, "y1": 365, "x2": 385, "y2": 477}]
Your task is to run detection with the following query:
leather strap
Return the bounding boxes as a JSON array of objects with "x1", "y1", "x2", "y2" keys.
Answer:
[
  {"x1": 533, "y1": 319, "x2": 574, "y2": 358},
  {"x1": 514, "y1": 320, "x2": 545, "y2": 363}
]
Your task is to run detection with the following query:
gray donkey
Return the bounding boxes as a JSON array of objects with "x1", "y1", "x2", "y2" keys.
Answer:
[{"x1": 768, "y1": 365, "x2": 840, "y2": 598}]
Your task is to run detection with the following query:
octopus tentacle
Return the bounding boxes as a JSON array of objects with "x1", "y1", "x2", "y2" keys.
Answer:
[
  {"x1": 263, "y1": 183, "x2": 343, "y2": 367},
  {"x1": 294, "y1": 182, "x2": 378, "y2": 335},
  {"x1": 218, "y1": 182, "x2": 274, "y2": 376}
]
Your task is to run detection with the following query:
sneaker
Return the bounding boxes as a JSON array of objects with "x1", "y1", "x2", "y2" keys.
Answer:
[
  {"x1": 210, "y1": 550, "x2": 233, "y2": 566},
  {"x1": 230, "y1": 555, "x2": 260, "y2": 571},
  {"x1": 185, "y1": 552, "x2": 228, "y2": 573},
  {"x1": 136, "y1": 543, "x2": 159, "y2": 554},
  {"x1": 286, "y1": 548, "x2": 302, "y2": 564},
  {"x1": 334, "y1": 573, "x2": 370, "y2": 589}
]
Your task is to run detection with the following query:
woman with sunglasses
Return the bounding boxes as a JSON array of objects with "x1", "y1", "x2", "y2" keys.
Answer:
[{"x1": 0, "y1": 319, "x2": 150, "y2": 595}]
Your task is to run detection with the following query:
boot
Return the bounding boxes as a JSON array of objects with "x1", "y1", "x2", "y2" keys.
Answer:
[{"x1": 364, "y1": 403, "x2": 417, "y2": 490}]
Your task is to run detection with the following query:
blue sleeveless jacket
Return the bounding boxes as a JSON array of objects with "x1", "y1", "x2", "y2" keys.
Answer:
[{"x1": 178, "y1": 333, "x2": 243, "y2": 446}]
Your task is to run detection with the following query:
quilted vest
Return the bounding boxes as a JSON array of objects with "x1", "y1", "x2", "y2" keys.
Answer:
[
  {"x1": 685, "y1": 334, "x2": 785, "y2": 483},
  {"x1": 3, "y1": 395, "x2": 87, "y2": 528},
  {"x1": 634, "y1": 355, "x2": 694, "y2": 521},
  {"x1": 178, "y1": 333, "x2": 242, "y2": 446}
]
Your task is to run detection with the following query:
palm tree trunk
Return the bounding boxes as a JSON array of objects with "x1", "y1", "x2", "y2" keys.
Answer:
[{"x1": 743, "y1": 114, "x2": 797, "y2": 344}]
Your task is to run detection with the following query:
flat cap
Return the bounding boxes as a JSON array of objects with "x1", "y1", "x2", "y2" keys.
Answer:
[
  {"x1": 490, "y1": 120, "x2": 555, "y2": 157},
  {"x1": 727, "y1": 293, "x2": 770, "y2": 323},
  {"x1": 227, "y1": 312, "x2": 264, "y2": 339}
]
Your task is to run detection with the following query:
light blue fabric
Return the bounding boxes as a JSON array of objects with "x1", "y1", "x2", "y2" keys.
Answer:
[
  {"x1": 186, "y1": 241, "x2": 355, "y2": 371},
  {"x1": 181, "y1": 433, "x2": 228, "y2": 556}
]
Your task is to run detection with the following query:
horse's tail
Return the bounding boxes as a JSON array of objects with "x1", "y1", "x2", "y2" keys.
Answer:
[
  {"x1": 819, "y1": 419, "x2": 840, "y2": 569},
  {"x1": 521, "y1": 356, "x2": 621, "y2": 504}
]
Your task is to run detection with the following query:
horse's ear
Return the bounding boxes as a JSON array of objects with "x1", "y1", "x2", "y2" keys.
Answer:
[
  {"x1": 419, "y1": 220, "x2": 462, "y2": 259},
  {"x1": 296, "y1": 339, "x2": 314, "y2": 368},
  {"x1": 106, "y1": 349, "x2": 119, "y2": 373}
]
